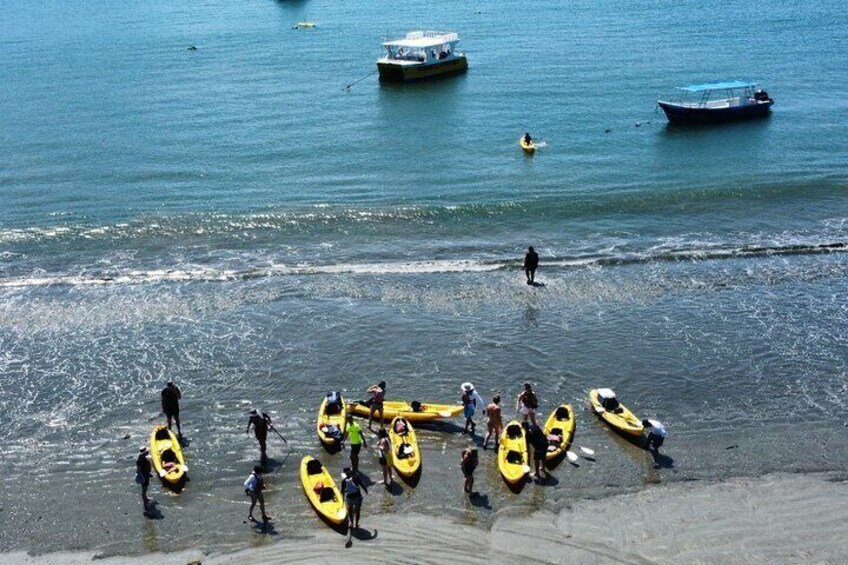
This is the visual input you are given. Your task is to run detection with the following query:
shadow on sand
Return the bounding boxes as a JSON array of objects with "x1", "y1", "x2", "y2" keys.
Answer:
[{"x1": 143, "y1": 500, "x2": 164, "y2": 520}]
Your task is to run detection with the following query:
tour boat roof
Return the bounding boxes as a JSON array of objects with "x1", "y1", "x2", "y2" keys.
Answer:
[
  {"x1": 383, "y1": 31, "x2": 460, "y2": 48},
  {"x1": 677, "y1": 80, "x2": 757, "y2": 92}
]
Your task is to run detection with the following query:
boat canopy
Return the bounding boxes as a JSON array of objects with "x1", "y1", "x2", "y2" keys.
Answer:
[
  {"x1": 677, "y1": 81, "x2": 756, "y2": 93},
  {"x1": 383, "y1": 31, "x2": 460, "y2": 49}
]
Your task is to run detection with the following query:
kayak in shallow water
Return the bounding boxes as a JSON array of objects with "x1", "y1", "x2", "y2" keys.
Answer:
[
  {"x1": 498, "y1": 420, "x2": 529, "y2": 484},
  {"x1": 589, "y1": 388, "x2": 644, "y2": 437},
  {"x1": 300, "y1": 456, "x2": 347, "y2": 525},
  {"x1": 348, "y1": 400, "x2": 462, "y2": 423},
  {"x1": 388, "y1": 416, "x2": 421, "y2": 478},
  {"x1": 543, "y1": 403, "x2": 576, "y2": 461},
  {"x1": 149, "y1": 425, "x2": 187, "y2": 485}
]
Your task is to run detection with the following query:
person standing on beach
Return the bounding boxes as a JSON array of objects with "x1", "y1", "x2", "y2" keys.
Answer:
[
  {"x1": 366, "y1": 381, "x2": 386, "y2": 432},
  {"x1": 460, "y1": 447, "x2": 479, "y2": 494},
  {"x1": 376, "y1": 428, "x2": 393, "y2": 487},
  {"x1": 244, "y1": 465, "x2": 271, "y2": 523},
  {"x1": 135, "y1": 446, "x2": 152, "y2": 513},
  {"x1": 345, "y1": 414, "x2": 367, "y2": 475},
  {"x1": 642, "y1": 418, "x2": 668, "y2": 454},
  {"x1": 517, "y1": 382, "x2": 539, "y2": 426},
  {"x1": 483, "y1": 395, "x2": 503, "y2": 450},
  {"x1": 523, "y1": 246, "x2": 539, "y2": 285},
  {"x1": 341, "y1": 466, "x2": 368, "y2": 546},
  {"x1": 247, "y1": 408, "x2": 272, "y2": 463},
  {"x1": 526, "y1": 422, "x2": 550, "y2": 480},
  {"x1": 161, "y1": 381, "x2": 183, "y2": 439},
  {"x1": 460, "y1": 382, "x2": 485, "y2": 435}
]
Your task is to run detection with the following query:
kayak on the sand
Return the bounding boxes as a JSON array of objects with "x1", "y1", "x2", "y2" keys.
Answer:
[
  {"x1": 348, "y1": 400, "x2": 462, "y2": 423},
  {"x1": 589, "y1": 388, "x2": 644, "y2": 436},
  {"x1": 150, "y1": 425, "x2": 187, "y2": 485},
  {"x1": 543, "y1": 403, "x2": 576, "y2": 461},
  {"x1": 498, "y1": 420, "x2": 529, "y2": 484},
  {"x1": 300, "y1": 456, "x2": 347, "y2": 525},
  {"x1": 388, "y1": 416, "x2": 421, "y2": 478},
  {"x1": 316, "y1": 391, "x2": 347, "y2": 447}
]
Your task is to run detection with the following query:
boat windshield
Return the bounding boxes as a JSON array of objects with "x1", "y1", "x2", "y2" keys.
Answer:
[{"x1": 384, "y1": 43, "x2": 454, "y2": 62}]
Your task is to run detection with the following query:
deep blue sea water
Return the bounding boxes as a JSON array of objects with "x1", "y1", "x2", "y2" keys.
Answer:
[{"x1": 1, "y1": 0, "x2": 846, "y2": 555}]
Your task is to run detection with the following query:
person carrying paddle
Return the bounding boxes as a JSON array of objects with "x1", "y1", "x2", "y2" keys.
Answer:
[
  {"x1": 345, "y1": 414, "x2": 367, "y2": 475},
  {"x1": 642, "y1": 418, "x2": 668, "y2": 454},
  {"x1": 135, "y1": 446, "x2": 152, "y2": 513},
  {"x1": 460, "y1": 447, "x2": 479, "y2": 494},
  {"x1": 161, "y1": 381, "x2": 183, "y2": 439},
  {"x1": 376, "y1": 428, "x2": 393, "y2": 487},
  {"x1": 460, "y1": 382, "x2": 485, "y2": 435},
  {"x1": 244, "y1": 465, "x2": 270, "y2": 523},
  {"x1": 247, "y1": 408, "x2": 272, "y2": 463},
  {"x1": 341, "y1": 466, "x2": 368, "y2": 546},
  {"x1": 517, "y1": 382, "x2": 539, "y2": 426},
  {"x1": 523, "y1": 132, "x2": 533, "y2": 145},
  {"x1": 483, "y1": 395, "x2": 503, "y2": 450},
  {"x1": 523, "y1": 246, "x2": 539, "y2": 285},
  {"x1": 366, "y1": 380, "x2": 386, "y2": 432}
]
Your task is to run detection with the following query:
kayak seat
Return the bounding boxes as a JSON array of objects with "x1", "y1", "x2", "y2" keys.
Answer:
[
  {"x1": 306, "y1": 459, "x2": 324, "y2": 475},
  {"x1": 161, "y1": 449, "x2": 177, "y2": 463},
  {"x1": 506, "y1": 450, "x2": 523, "y2": 464},
  {"x1": 506, "y1": 424, "x2": 522, "y2": 439},
  {"x1": 155, "y1": 428, "x2": 171, "y2": 441},
  {"x1": 550, "y1": 427, "x2": 562, "y2": 436},
  {"x1": 319, "y1": 487, "x2": 336, "y2": 503},
  {"x1": 555, "y1": 407, "x2": 570, "y2": 420}
]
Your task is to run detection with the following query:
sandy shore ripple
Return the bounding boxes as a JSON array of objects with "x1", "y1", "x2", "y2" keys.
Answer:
[{"x1": 6, "y1": 472, "x2": 848, "y2": 565}]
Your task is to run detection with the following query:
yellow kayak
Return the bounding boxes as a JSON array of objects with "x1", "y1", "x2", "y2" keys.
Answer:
[
  {"x1": 300, "y1": 456, "x2": 347, "y2": 525},
  {"x1": 316, "y1": 394, "x2": 347, "y2": 447},
  {"x1": 149, "y1": 425, "x2": 187, "y2": 485},
  {"x1": 498, "y1": 420, "x2": 529, "y2": 484},
  {"x1": 388, "y1": 416, "x2": 421, "y2": 478},
  {"x1": 348, "y1": 400, "x2": 462, "y2": 423},
  {"x1": 589, "y1": 388, "x2": 643, "y2": 437},
  {"x1": 519, "y1": 137, "x2": 535, "y2": 153},
  {"x1": 543, "y1": 404, "x2": 576, "y2": 461}
]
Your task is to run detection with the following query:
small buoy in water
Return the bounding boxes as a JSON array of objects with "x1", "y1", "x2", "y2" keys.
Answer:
[
  {"x1": 635, "y1": 121, "x2": 641, "y2": 127},
  {"x1": 187, "y1": 45, "x2": 197, "y2": 51},
  {"x1": 604, "y1": 128, "x2": 611, "y2": 133}
]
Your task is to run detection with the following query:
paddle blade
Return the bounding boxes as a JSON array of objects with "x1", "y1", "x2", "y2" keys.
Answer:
[
  {"x1": 158, "y1": 470, "x2": 167, "y2": 477},
  {"x1": 439, "y1": 411, "x2": 453, "y2": 418},
  {"x1": 181, "y1": 465, "x2": 189, "y2": 472},
  {"x1": 521, "y1": 465, "x2": 531, "y2": 474},
  {"x1": 566, "y1": 451, "x2": 578, "y2": 462},
  {"x1": 579, "y1": 446, "x2": 595, "y2": 456}
]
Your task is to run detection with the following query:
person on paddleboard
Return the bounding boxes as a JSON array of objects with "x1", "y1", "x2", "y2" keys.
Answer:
[
  {"x1": 345, "y1": 414, "x2": 367, "y2": 475},
  {"x1": 460, "y1": 447, "x2": 479, "y2": 494},
  {"x1": 523, "y1": 132, "x2": 533, "y2": 144},
  {"x1": 247, "y1": 408, "x2": 272, "y2": 463},
  {"x1": 460, "y1": 382, "x2": 485, "y2": 435},
  {"x1": 341, "y1": 466, "x2": 368, "y2": 546},
  {"x1": 161, "y1": 381, "x2": 183, "y2": 439},
  {"x1": 642, "y1": 418, "x2": 668, "y2": 454},
  {"x1": 523, "y1": 246, "x2": 539, "y2": 285},
  {"x1": 135, "y1": 446, "x2": 152, "y2": 513},
  {"x1": 366, "y1": 380, "x2": 386, "y2": 432},
  {"x1": 482, "y1": 394, "x2": 503, "y2": 450},
  {"x1": 244, "y1": 465, "x2": 270, "y2": 523},
  {"x1": 517, "y1": 382, "x2": 539, "y2": 426}
]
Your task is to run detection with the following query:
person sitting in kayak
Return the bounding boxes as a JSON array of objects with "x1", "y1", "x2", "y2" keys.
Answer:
[
  {"x1": 247, "y1": 408, "x2": 272, "y2": 463},
  {"x1": 523, "y1": 132, "x2": 533, "y2": 144},
  {"x1": 642, "y1": 418, "x2": 668, "y2": 454}
]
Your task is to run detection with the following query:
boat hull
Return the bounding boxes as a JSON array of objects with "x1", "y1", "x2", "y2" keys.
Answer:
[
  {"x1": 658, "y1": 100, "x2": 773, "y2": 124},
  {"x1": 377, "y1": 56, "x2": 468, "y2": 82}
]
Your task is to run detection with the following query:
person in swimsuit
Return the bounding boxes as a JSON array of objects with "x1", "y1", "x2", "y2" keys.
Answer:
[
  {"x1": 483, "y1": 394, "x2": 503, "y2": 450},
  {"x1": 345, "y1": 414, "x2": 367, "y2": 475},
  {"x1": 376, "y1": 428, "x2": 393, "y2": 487},
  {"x1": 135, "y1": 446, "x2": 152, "y2": 513},
  {"x1": 161, "y1": 381, "x2": 183, "y2": 439},
  {"x1": 517, "y1": 382, "x2": 539, "y2": 426},
  {"x1": 247, "y1": 408, "x2": 272, "y2": 463},
  {"x1": 341, "y1": 466, "x2": 368, "y2": 546},
  {"x1": 366, "y1": 381, "x2": 386, "y2": 432},
  {"x1": 460, "y1": 382, "x2": 485, "y2": 435},
  {"x1": 460, "y1": 447, "x2": 479, "y2": 494},
  {"x1": 244, "y1": 465, "x2": 270, "y2": 522},
  {"x1": 524, "y1": 246, "x2": 539, "y2": 285}
]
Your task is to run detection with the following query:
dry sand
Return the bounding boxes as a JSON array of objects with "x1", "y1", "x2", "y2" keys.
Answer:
[{"x1": 6, "y1": 472, "x2": 848, "y2": 565}]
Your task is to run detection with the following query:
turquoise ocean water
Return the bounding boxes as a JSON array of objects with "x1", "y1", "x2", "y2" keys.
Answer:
[{"x1": 1, "y1": 0, "x2": 846, "y2": 555}]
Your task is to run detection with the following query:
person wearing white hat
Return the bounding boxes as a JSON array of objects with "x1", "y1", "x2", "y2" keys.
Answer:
[
  {"x1": 135, "y1": 446, "x2": 152, "y2": 513},
  {"x1": 460, "y1": 382, "x2": 485, "y2": 434}
]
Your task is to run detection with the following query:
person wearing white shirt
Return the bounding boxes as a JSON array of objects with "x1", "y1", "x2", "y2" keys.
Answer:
[
  {"x1": 461, "y1": 382, "x2": 485, "y2": 434},
  {"x1": 641, "y1": 418, "x2": 668, "y2": 453}
]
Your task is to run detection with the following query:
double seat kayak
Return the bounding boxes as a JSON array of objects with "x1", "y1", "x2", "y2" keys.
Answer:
[
  {"x1": 348, "y1": 400, "x2": 462, "y2": 423},
  {"x1": 543, "y1": 404, "x2": 575, "y2": 461},
  {"x1": 316, "y1": 392, "x2": 347, "y2": 447},
  {"x1": 497, "y1": 420, "x2": 529, "y2": 484},
  {"x1": 300, "y1": 456, "x2": 347, "y2": 525},
  {"x1": 388, "y1": 416, "x2": 421, "y2": 478},
  {"x1": 150, "y1": 425, "x2": 187, "y2": 485}
]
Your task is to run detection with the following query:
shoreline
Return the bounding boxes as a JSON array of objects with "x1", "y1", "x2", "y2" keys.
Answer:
[{"x1": 7, "y1": 471, "x2": 848, "y2": 564}]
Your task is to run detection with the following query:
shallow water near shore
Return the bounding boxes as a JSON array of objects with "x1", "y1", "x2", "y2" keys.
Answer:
[{"x1": 1, "y1": 0, "x2": 847, "y2": 557}]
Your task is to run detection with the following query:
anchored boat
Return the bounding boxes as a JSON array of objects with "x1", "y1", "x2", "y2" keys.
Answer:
[
  {"x1": 377, "y1": 31, "x2": 468, "y2": 82},
  {"x1": 657, "y1": 81, "x2": 773, "y2": 124}
]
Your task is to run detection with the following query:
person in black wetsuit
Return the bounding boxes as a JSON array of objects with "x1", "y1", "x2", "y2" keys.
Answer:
[
  {"x1": 526, "y1": 422, "x2": 550, "y2": 480},
  {"x1": 135, "y1": 446, "x2": 152, "y2": 513},
  {"x1": 247, "y1": 408, "x2": 272, "y2": 463},
  {"x1": 161, "y1": 381, "x2": 182, "y2": 439},
  {"x1": 524, "y1": 246, "x2": 539, "y2": 285}
]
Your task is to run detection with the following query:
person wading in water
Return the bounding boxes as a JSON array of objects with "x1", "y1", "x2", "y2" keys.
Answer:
[
  {"x1": 523, "y1": 246, "x2": 539, "y2": 285},
  {"x1": 161, "y1": 381, "x2": 183, "y2": 439},
  {"x1": 247, "y1": 408, "x2": 272, "y2": 463}
]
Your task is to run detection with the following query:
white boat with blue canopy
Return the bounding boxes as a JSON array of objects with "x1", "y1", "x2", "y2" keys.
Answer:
[
  {"x1": 658, "y1": 81, "x2": 773, "y2": 124},
  {"x1": 377, "y1": 31, "x2": 468, "y2": 82}
]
